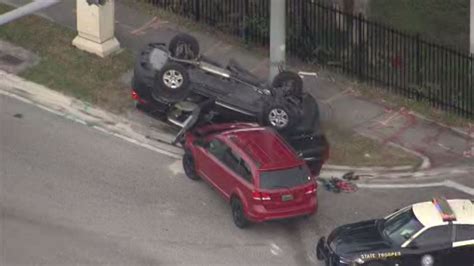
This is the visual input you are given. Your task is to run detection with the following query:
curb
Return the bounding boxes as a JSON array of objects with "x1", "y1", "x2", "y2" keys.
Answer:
[
  {"x1": 0, "y1": 70, "x2": 436, "y2": 179},
  {"x1": 322, "y1": 164, "x2": 414, "y2": 173},
  {"x1": 386, "y1": 141, "x2": 431, "y2": 170}
]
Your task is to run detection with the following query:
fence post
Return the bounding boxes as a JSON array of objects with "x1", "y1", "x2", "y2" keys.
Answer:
[
  {"x1": 242, "y1": 0, "x2": 249, "y2": 43},
  {"x1": 470, "y1": 55, "x2": 473, "y2": 117},
  {"x1": 415, "y1": 33, "x2": 421, "y2": 87},
  {"x1": 194, "y1": 0, "x2": 200, "y2": 21},
  {"x1": 300, "y1": 0, "x2": 305, "y2": 48},
  {"x1": 357, "y1": 13, "x2": 363, "y2": 80}
]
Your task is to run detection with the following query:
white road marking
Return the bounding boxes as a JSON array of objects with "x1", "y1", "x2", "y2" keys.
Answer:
[
  {"x1": 444, "y1": 180, "x2": 474, "y2": 196},
  {"x1": 413, "y1": 172, "x2": 426, "y2": 177},
  {"x1": 0, "y1": 90, "x2": 33, "y2": 104},
  {"x1": 358, "y1": 180, "x2": 474, "y2": 196},
  {"x1": 358, "y1": 182, "x2": 445, "y2": 189},
  {"x1": 437, "y1": 143, "x2": 451, "y2": 151},
  {"x1": 307, "y1": 254, "x2": 317, "y2": 264},
  {"x1": 112, "y1": 134, "x2": 181, "y2": 159},
  {"x1": 169, "y1": 160, "x2": 185, "y2": 175},
  {"x1": 269, "y1": 242, "x2": 283, "y2": 256}
]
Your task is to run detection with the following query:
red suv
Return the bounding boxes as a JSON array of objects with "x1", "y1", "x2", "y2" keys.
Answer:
[{"x1": 183, "y1": 122, "x2": 318, "y2": 228}]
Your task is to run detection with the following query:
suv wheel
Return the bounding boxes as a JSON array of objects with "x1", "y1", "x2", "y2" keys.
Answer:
[
  {"x1": 153, "y1": 62, "x2": 191, "y2": 103},
  {"x1": 182, "y1": 149, "x2": 200, "y2": 180},
  {"x1": 260, "y1": 99, "x2": 300, "y2": 132},
  {"x1": 231, "y1": 197, "x2": 249, "y2": 229},
  {"x1": 271, "y1": 71, "x2": 303, "y2": 98},
  {"x1": 169, "y1": 33, "x2": 200, "y2": 60}
]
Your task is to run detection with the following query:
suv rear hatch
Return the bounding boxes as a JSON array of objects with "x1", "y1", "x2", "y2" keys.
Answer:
[{"x1": 254, "y1": 165, "x2": 317, "y2": 209}]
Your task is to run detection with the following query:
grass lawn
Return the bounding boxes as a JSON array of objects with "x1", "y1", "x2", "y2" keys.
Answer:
[
  {"x1": 323, "y1": 122, "x2": 421, "y2": 167},
  {"x1": 0, "y1": 4, "x2": 134, "y2": 113}
]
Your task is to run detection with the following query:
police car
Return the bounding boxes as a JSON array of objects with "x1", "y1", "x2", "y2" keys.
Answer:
[{"x1": 316, "y1": 198, "x2": 474, "y2": 265}]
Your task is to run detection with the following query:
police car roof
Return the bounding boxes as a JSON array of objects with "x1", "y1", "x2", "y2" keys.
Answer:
[{"x1": 412, "y1": 199, "x2": 474, "y2": 227}]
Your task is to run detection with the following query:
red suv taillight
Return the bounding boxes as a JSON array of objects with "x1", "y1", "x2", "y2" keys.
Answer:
[
  {"x1": 252, "y1": 191, "x2": 271, "y2": 201},
  {"x1": 131, "y1": 90, "x2": 146, "y2": 104},
  {"x1": 131, "y1": 90, "x2": 139, "y2": 100},
  {"x1": 304, "y1": 183, "x2": 317, "y2": 195}
]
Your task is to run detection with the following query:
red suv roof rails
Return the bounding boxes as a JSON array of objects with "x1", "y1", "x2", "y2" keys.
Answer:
[{"x1": 228, "y1": 135, "x2": 261, "y2": 167}]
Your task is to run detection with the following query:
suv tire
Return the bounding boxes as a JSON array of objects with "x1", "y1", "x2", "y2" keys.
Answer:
[
  {"x1": 169, "y1": 33, "x2": 200, "y2": 60},
  {"x1": 182, "y1": 149, "x2": 200, "y2": 180},
  {"x1": 153, "y1": 62, "x2": 191, "y2": 103},
  {"x1": 271, "y1": 71, "x2": 303, "y2": 98},
  {"x1": 259, "y1": 98, "x2": 301, "y2": 133},
  {"x1": 231, "y1": 197, "x2": 250, "y2": 229}
]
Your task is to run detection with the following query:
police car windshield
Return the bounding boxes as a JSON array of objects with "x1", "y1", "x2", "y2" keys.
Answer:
[{"x1": 382, "y1": 208, "x2": 424, "y2": 246}]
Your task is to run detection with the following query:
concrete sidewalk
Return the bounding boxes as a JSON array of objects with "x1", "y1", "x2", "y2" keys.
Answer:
[{"x1": 1, "y1": 0, "x2": 473, "y2": 172}]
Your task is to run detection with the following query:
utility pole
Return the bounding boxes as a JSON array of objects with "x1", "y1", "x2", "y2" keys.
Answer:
[
  {"x1": 269, "y1": 0, "x2": 286, "y2": 82},
  {"x1": 471, "y1": 0, "x2": 474, "y2": 54}
]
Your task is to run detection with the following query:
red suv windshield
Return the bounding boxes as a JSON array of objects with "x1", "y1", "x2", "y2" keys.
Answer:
[{"x1": 259, "y1": 165, "x2": 311, "y2": 189}]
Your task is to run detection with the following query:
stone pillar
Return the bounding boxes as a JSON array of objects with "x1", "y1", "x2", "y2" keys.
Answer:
[{"x1": 72, "y1": 0, "x2": 120, "y2": 57}]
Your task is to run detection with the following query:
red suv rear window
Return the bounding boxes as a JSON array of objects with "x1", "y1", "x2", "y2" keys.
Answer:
[{"x1": 259, "y1": 165, "x2": 311, "y2": 189}]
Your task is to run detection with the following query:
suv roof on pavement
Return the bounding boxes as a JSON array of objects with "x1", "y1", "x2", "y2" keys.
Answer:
[
  {"x1": 412, "y1": 199, "x2": 474, "y2": 227},
  {"x1": 222, "y1": 127, "x2": 302, "y2": 170}
]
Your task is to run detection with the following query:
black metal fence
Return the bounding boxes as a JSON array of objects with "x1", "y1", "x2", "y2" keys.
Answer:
[{"x1": 148, "y1": 0, "x2": 474, "y2": 118}]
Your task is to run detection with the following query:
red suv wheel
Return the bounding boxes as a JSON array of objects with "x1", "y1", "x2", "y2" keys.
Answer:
[{"x1": 231, "y1": 197, "x2": 250, "y2": 229}]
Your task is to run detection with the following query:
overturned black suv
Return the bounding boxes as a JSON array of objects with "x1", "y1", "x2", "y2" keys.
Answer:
[{"x1": 131, "y1": 33, "x2": 329, "y2": 175}]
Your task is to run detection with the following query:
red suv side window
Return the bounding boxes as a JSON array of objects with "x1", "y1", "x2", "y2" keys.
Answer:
[
  {"x1": 221, "y1": 149, "x2": 253, "y2": 183},
  {"x1": 206, "y1": 139, "x2": 228, "y2": 159},
  {"x1": 206, "y1": 139, "x2": 253, "y2": 183},
  {"x1": 234, "y1": 157, "x2": 253, "y2": 183}
]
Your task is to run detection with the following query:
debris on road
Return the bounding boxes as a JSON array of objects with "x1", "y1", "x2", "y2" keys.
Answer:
[{"x1": 318, "y1": 176, "x2": 358, "y2": 193}]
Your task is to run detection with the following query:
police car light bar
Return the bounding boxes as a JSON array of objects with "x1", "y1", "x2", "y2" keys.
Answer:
[{"x1": 432, "y1": 197, "x2": 456, "y2": 222}]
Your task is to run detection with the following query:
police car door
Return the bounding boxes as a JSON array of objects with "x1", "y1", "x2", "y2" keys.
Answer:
[
  {"x1": 401, "y1": 225, "x2": 453, "y2": 266},
  {"x1": 445, "y1": 224, "x2": 474, "y2": 266}
]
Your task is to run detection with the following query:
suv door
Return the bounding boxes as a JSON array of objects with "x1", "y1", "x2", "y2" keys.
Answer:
[
  {"x1": 221, "y1": 151, "x2": 255, "y2": 201},
  {"x1": 448, "y1": 224, "x2": 474, "y2": 266},
  {"x1": 201, "y1": 138, "x2": 252, "y2": 199},
  {"x1": 194, "y1": 138, "x2": 230, "y2": 196},
  {"x1": 402, "y1": 225, "x2": 453, "y2": 266}
]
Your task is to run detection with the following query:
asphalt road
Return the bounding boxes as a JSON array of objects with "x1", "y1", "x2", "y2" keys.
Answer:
[{"x1": 1, "y1": 95, "x2": 472, "y2": 266}]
